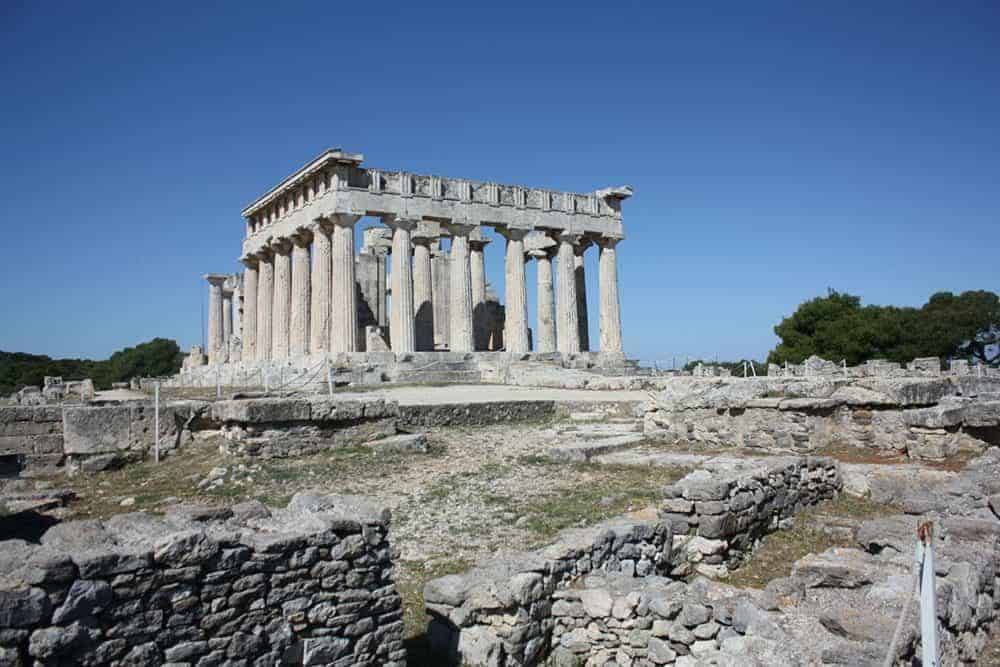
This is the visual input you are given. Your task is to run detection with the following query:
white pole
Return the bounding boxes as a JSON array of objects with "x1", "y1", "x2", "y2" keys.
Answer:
[
  {"x1": 327, "y1": 361, "x2": 334, "y2": 398},
  {"x1": 743, "y1": 361, "x2": 747, "y2": 378},
  {"x1": 918, "y1": 523, "x2": 939, "y2": 666},
  {"x1": 154, "y1": 382, "x2": 160, "y2": 464},
  {"x1": 216, "y1": 367, "x2": 221, "y2": 399},
  {"x1": 750, "y1": 360, "x2": 757, "y2": 377}
]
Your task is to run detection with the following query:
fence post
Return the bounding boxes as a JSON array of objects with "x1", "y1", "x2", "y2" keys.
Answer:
[
  {"x1": 743, "y1": 362, "x2": 747, "y2": 378},
  {"x1": 327, "y1": 361, "x2": 334, "y2": 398},
  {"x1": 918, "y1": 522, "x2": 939, "y2": 666},
  {"x1": 154, "y1": 382, "x2": 160, "y2": 464},
  {"x1": 750, "y1": 360, "x2": 757, "y2": 377}
]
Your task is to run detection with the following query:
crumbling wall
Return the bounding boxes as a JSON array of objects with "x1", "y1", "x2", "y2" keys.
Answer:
[
  {"x1": 213, "y1": 395, "x2": 398, "y2": 458},
  {"x1": 660, "y1": 456, "x2": 841, "y2": 576},
  {"x1": 0, "y1": 494, "x2": 405, "y2": 666},
  {"x1": 645, "y1": 375, "x2": 1000, "y2": 460},
  {"x1": 0, "y1": 407, "x2": 64, "y2": 477},
  {"x1": 423, "y1": 518, "x2": 672, "y2": 666},
  {"x1": 398, "y1": 400, "x2": 556, "y2": 428}
]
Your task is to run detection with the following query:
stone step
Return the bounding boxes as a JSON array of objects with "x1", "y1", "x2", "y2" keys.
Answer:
[
  {"x1": 556, "y1": 423, "x2": 643, "y2": 439},
  {"x1": 547, "y1": 434, "x2": 646, "y2": 463},
  {"x1": 569, "y1": 411, "x2": 607, "y2": 422},
  {"x1": 366, "y1": 433, "x2": 429, "y2": 455}
]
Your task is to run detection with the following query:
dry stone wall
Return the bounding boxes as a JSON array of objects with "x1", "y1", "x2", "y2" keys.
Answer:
[
  {"x1": 424, "y1": 518, "x2": 672, "y2": 666},
  {"x1": 0, "y1": 493, "x2": 405, "y2": 666},
  {"x1": 645, "y1": 375, "x2": 1000, "y2": 460},
  {"x1": 660, "y1": 456, "x2": 841, "y2": 576},
  {"x1": 0, "y1": 407, "x2": 63, "y2": 477}
]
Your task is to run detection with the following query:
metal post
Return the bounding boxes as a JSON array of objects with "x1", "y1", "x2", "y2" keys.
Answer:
[
  {"x1": 743, "y1": 362, "x2": 747, "y2": 378},
  {"x1": 153, "y1": 382, "x2": 160, "y2": 464},
  {"x1": 327, "y1": 361, "x2": 334, "y2": 398},
  {"x1": 918, "y1": 522, "x2": 939, "y2": 666},
  {"x1": 750, "y1": 360, "x2": 757, "y2": 377}
]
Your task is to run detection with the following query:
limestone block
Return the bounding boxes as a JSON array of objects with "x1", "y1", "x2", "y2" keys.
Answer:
[{"x1": 62, "y1": 406, "x2": 132, "y2": 455}]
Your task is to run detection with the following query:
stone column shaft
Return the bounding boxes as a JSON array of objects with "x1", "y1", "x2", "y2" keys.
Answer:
[
  {"x1": 256, "y1": 253, "x2": 274, "y2": 361},
  {"x1": 470, "y1": 242, "x2": 488, "y2": 350},
  {"x1": 331, "y1": 215, "x2": 361, "y2": 353},
  {"x1": 272, "y1": 240, "x2": 293, "y2": 359},
  {"x1": 599, "y1": 238, "x2": 624, "y2": 353},
  {"x1": 412, "y1": 239, "x2": 435, "y2": 351},
  {"x1": 290, "y1": 233, "x2": 312, "y2": 356},
  {"x1": 310, "y1": 223, "x2": 332, "y2": 354},
  {"x1": 388, "y1": 219, "x2": 416, "y2": 352},
  {"x1": 432, "y1": 244, "x2": 450, "y2": 350},
  {"x1": 241, "y1": 260, "x2": 258, "y2": 362},
  {"x1": 534, "y1": 251, "x2": 556, "y2": 353},
  {"x1": 575, "y1": 245, "x2": 590, "y2": 351},
  {"x1": 502, "y1": 230, "x2": 529, "y2": 353},
  {"x1": 222, "y1": 291, "x2": 234, "y2": 343},
  {"x1": 205, "y1": 275, "x2": 226, "y2": 365},
  {"x1": 556, "y1": 234, "x2": 581, "y2": 354},
  {"x1": 448, "y1": 225, "x2": 475, "y2": 352}
]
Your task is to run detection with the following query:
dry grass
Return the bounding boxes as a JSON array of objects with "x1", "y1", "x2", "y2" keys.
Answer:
[{"x1": 725, "y1": 493, "x2": 899, "y2": 589}]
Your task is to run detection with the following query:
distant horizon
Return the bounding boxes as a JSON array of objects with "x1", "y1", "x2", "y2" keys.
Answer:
[{"x1": 3, "y1": 2, "x2": 998, "y2": 363}]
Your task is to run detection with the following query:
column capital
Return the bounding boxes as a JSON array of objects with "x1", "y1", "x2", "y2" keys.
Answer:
[
  {"x1": 495, "y1": 225, "x2": 530, "y2": 242},
  {"x1": 255, "y1": 246, "x2": 275, "y2": 261},
  {"x1": 329, "y1": 212, "x2": 363, "y2": 227},
  {"x1": 444, "y1": 220, "x2": 477, "y2": 237},
  {"x1": 292, "y1": 226, "x2": 314, "y2": 247},
  {"x1": 527, "y1": 248, "x2": 556, "y2": 260},
  {"x1": 382, "y1": 215, "x2": 419, "y2": 232},
  {"x1": 271, "y1": 237, "x2": 293, "y2": 254},
  {"x1": 548, "y1": 229, "x2": 582, "y2": 246},
  {"x1": 574, "y1": 237, "x2": 595, "y2": 255},
  {"x1": 240, "y1": 254, "x2": 259, "y2": 269},
  {"x1": 309, "y1": 218, "x2": 334, "y2": 235},
  {"x1": 204, "y1": 273, "x2": 228, "y2": 286},
  {"x1": 597, "y1": 234, "x2": 623, "y2": 249}
]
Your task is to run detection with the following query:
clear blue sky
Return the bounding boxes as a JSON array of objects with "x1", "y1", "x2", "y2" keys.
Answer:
[{"x1": 2, "y1": 1, "x2": 998, "y2": 365}]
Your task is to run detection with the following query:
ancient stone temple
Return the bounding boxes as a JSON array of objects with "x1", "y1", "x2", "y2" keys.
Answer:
[{"x1": 200, "y1": 148, "x2": 631, "y2": 367}]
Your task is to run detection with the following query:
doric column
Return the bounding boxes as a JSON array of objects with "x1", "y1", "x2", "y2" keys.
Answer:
[
  {"x1": 373, "y1": 247, "x2": 389, "y2": 328},
  {"x1": 271, "y1": 238, "x2": 293, "y2": 359},
  {"x1": 555, "y1": 232, "x2": 581, "y2": 354},
  {"x1": 232, "y1": 281, "x2": 242, "y2": 341},
  {"x1": 256, "y1": 249, "x2": 274, "y2": 361},
  {"x1": 499, "y1": 228, "x2": 530, "y2": 353},
  {"x1": 599, "y1": 236, "x2": 624, "y2": 353},
  {"x1": 241, "y1": 257, "x2": 259, "y2": 362},
  {"x1": 330, "y1": 213, "x2": 361, "y2": 353},
  {"x1": 204, "y1": 274, "x2": 227, "y2": 365},
  {"x1": 290, "y1": 229, "x2": 312, "y2": 356},
  {"x1": 310, "y1": 221, "x2": 333, "y2": 355},
  {"x1": 446, "y1": 222, "x2": 476, "y2": 352},
  {"x1": 530, "y1": 249, "x2": 556, "y2": 353},
  {"x1": 469, "y1": 234, "x2": 490, "y2": 351},
  {"x1": 412, "y1": 230, "x2": 435, "y2": 351},
  {"x1": 431, "y1": 241, "x2": 450, "y2": 350},
  {"x1": 222, "y1": 287, "x2": 234, "y2": 345},
  {"x1": 575, "y1": 240, "x2": 592, "y2": 351},
  {"x1": 386, "y1": 216, "x2": 417, "y2": 353}
]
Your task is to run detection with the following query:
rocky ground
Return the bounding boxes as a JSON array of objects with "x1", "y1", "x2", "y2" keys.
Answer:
[{"x1": 2, "y1": 419, "x2": 689, "y2": 645}]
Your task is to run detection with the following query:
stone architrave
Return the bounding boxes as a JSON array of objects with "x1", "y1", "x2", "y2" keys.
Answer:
[
  {"x1": 412, "y1": 227, "x2": 436, "y2": 352},
  {"x1": 290, "y1": 228, "x2": 312, "y2": 356},
  {"x1": 241, "y1": 256, "x2": 259, "y2": 362},
  {"x1": 555, "y1": 232, "x2": 581, "y2": 354},
  {"x1": 599, "y1": 236, "x2": 623, "y2": 353},
  {"x1": 330, "y1": 213, "x2": 362, "y2": 353},
  {"x1": 386, "y1": 216, "x2": 417, "y2": 353},
  {"x1": 204, "y1": 274, "x2": 228, "y2": 365},
  {"x1": 271, "y1": 238, "x2": 293, "y2": 359},
  {"x1": 446, "y1": 222, "x2": 476, "y2": 352},
  {"x1": 256, "y1": 249, "x2": 274, "y2": 361},
  {"x1": 575, "y1": 239, "x2": 592, "y2": 351},
  {"x1": 310, "y1": 220, "x2": 333, "y2": 355},
  {"x1": 498, "y1": 227, "x2": 530, "y2": 353}
]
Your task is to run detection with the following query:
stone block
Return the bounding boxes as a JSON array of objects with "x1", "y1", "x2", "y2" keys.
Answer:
[{"x1": 63, "y1": 406, "x2": 132, "y2": 455}]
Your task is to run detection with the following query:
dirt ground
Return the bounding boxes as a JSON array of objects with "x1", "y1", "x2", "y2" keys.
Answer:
[{"x1": 30, "y1": 424, "x2": 688, "y2": 644}]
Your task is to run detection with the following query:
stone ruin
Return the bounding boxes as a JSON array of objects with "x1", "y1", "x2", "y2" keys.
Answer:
[{"x1": 0, "y1": 494, "x2": 404, "y2": 666}]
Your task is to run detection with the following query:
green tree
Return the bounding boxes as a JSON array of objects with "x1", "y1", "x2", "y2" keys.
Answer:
[{"x1": 767, "y1": 290, "x2": 1000, "y2": 366}]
